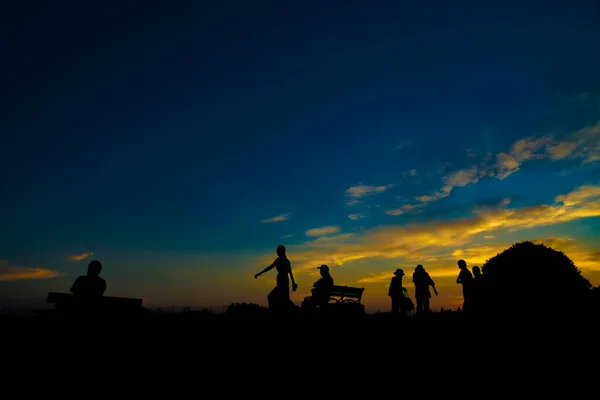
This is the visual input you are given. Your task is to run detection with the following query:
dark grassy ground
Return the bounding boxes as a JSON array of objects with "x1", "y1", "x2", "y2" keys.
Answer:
[
  {"x1": 3, "y1": 308, "x2": 596, "y2": 337},
  {"x1": 2, "y1": 309, "x2": 596, "y2": 379}
]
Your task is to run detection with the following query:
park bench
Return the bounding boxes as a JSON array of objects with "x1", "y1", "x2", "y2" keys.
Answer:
[
  {"x1": 301, "y1": 284, "x2": 366, "y2": 316},
  {"x1": 45, "y1": 292, "x2": 144, "y2": 315},
  {"x1": 328, "y1": 285, "x2": 364, "y2": 304}
]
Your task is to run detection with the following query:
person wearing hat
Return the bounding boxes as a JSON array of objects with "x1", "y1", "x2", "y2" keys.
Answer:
[
  {"x1": 412, "y1": 264, "x2": 437, "y2": 315},
  {"x1": 388, "y1": 268, "x2": 410, "y2": 315},
  {"x1": 302, "y1": 265, "x2": 334, "y2": 309}
]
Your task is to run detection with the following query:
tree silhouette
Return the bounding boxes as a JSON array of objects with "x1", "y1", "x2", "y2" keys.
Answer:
[{"x1": 481, "y1": 241, "x2": 592, "y2": 316}]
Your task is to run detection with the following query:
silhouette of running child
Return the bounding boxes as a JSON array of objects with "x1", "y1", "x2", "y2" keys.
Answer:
[{"x1": 255, "y1": 245, "x2": 298, "y2": 313}]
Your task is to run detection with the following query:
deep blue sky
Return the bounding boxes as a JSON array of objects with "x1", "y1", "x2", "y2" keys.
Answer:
[{"x1": 2, "y1": 1, "x2": 600, "y2": 310}]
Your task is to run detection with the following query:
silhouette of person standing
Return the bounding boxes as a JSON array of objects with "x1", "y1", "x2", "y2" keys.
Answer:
[
  {"x1": 70, "y1": 260, "x2": 106, "y2": 313},
  {"x1": 456, "y1": 259, "x2": 474, "y2": 313},
  {"x1": 389, "y1": 268, "x2": 408, "y2": 315},
  {"x1": 255, "y1": 245, "x2": 297, "y2": 313},
  {"x1": 302, "y1": 264, "x2": 334, "y2": 309},
  {"x1": 412, "y1": 264, "x2": 437, "y2": 314}
]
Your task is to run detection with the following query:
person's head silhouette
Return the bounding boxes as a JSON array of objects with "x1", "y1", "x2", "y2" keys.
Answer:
[
  {"x1": 394, "y1": 268, "x2": 405, "y2": 277},
  {"x1": 317, "y1": 265, "x2": 329, "y2": 276},
  {"x1": 276, "y1": 245, "x2": 286, "y2": 257},
  {"x1": 415, "y1": 264, "x2": 425, "y2": 272},
  {"x1": 87, "y1": 260, "x2": 102, "y2": 276},
  {"x1": 457, "y1": 259, "x2": 467, "y2": 269},
  {"x1": 472, "y1": 265, "x2": 481, "y2": 276}
]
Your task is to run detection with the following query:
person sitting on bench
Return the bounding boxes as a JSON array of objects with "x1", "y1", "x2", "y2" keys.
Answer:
[
  {"x1": 303, "y1": 265, "x2": 334, "y2": 309},
  {"x1": 70, "y1": 260, "x2": 107, "y2": 309}
]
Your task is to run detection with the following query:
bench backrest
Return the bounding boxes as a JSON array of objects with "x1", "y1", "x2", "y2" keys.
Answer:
[
  {"x1": 329, "y1": 285, "x2": 364, "y2": 303},
  {"x1": 47, "y1": 292, "x2": 143, "y2": 309}
]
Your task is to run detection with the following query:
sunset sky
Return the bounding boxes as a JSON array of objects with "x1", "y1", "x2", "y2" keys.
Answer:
[{"x1": 2, "y1": 1, "x2": 600, "y2": 313}]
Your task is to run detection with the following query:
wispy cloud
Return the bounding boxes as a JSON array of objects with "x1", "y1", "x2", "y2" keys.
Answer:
[
  {"x1": 345, "y1": 184, "x2": 391, "y2": 198},
  {"x1": 348, "y1": 213, "x2": 365, "y2": 221},
  {"x1": 0, "y1": 260, "x2": 64, "y2": 281},
  {"x1": 345, "y1": 184, "x2": 393, "y2": 206},
  {"x1": 261, "y1": 213, "x2": 291, "y2": 223},
  {"x1": 386, "y1": 203, "x2": 425, "y2": 216},
  {"x1": 357, "y1": 271, "x2": 394, "y2": 283},
  {"x1": 451, "y1": 235, "x2": 600, "y2": 271},
  {"x1": 282, "y1": 234, "x2": 293, "y2": 239},
  {"x1": 394, "y1": 140, "x2": 412, "y2": 151},
  {"x1": 399, "y1": 120, "x2": 600, "y2": 210},
  {"x1": 285, "y1": 184, "x2": 600, "y2": 272},
  {"x1": 546, "y1": 121, "x2": 600, "y2": 164},
  {"x1": 68, "y1": 252, "x2": 94, "y2": 262},
  {"x1": 305, "y1": 226, "x2": 341, "y2": 237}
]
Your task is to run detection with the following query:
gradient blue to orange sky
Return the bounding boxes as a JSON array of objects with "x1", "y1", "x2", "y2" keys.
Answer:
[{"x1": 2, "y1": 1, "x2": 600, "y2": 313}]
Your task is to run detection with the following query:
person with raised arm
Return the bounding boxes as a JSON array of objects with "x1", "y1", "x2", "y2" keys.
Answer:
[{"x1": 255, "y1": 245, "x2": 297, "y2": 313}]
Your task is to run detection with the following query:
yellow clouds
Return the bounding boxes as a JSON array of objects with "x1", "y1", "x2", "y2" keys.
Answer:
[
  {"x1": 357, "y1": 271, "x2": 394, "y2": 284},
  {"x1": 530, "y1": 236, "x2": 600, "y2": 271},
  {"x1": 68, "y1": 252, "x2": 94, "y2": 261},
  {"x1": 546, "y1": 121, "x2": 600, "y2": 164},
  {"x1": 495, "y1": 136, "x2": 551, "y2": 179},
  {"x1": 0, "y1": 260, "x2": 64, "y2": 281},
  {"x1": 451, "y1": 244, "x2": 509, "y2": 265},
  {"x1": 261, "y1": 213, "x2": 291, "y2": 223},
  {"x1": 555, "y1": 185, "x2": 600, "y2": 207},
  {"x1": 305, "y1": 226, "x2": 341, "y2": 237},
  {"x1": 288, "y1": 184, "x2": 600, "y2": 274},
  {"x1": 355, "y1": 269, "x2": 463, "y2": 283}
]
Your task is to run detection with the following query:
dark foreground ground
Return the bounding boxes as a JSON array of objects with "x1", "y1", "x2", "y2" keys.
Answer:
[
  {"x1": 2, "y1": 309, "x2": 598, "y2": 386},
  {"x1": 3, "y1": 308, "x2": 597, "y2": 338}
]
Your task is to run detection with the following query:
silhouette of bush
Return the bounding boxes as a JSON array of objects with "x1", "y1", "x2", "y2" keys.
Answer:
[{"x1": 481, "y1": 241, "x2": 592, "y2": 315}]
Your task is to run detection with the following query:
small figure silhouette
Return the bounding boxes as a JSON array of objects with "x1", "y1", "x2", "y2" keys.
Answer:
[
  {"x1": 302, "y1": 264, "x2": 334, "y2": 310},
  {"x1": 255, "y1": 245, "x2": 298, "y2": 314},
  {"x1": 456, "y1": 259, "x2": 474, "y2": 313},
  {"x1": 412, "y1": 264, "x2": 437, "y2": 314},
  {"x1": 389, "y1": 268, "x2": 411, "y2": 315}
]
